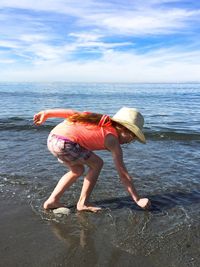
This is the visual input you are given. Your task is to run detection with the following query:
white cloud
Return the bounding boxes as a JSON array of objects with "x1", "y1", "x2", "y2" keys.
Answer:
[
  {"x1": 69, "y1": 33, "x2": 103, "y2": 41},
  {"x1": 68, "y1": 32, "x2": 133, "y2": 51},
  {"x1": 0, "y1": 0, "x2": 200, "y2": 82},
  {"x1": 20, "y1": 34, "x2": 49, "y2": 43},
  {"x1": 85, "y1": 8, "x2": 200, "y2": 35},
  {"x1": 0, "y1": 59, "x2": 15, "y2": 64},
  {"x1": 0, "y1": 40, "x2": 20, "y2": 49},
  {"x1": 1, "y1": 48, "x2": 200, "y2": 82},
  {"x1": 27, "y1": 44, "x2": 64, "y2": 61},
  {"x1": 0, "y1": 29, "x2": 133, "y2": 65},
  {"x1": 0, "y1": 1, "x2": 200, "y2": 36}
]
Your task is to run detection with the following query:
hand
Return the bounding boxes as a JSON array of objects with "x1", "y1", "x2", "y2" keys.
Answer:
[
  {"x1": 33, "y1": 111, "x2": 47, "y2": 125},
  {"x1": 136, "y1": 198, "x2": 151, "y2": 209}
]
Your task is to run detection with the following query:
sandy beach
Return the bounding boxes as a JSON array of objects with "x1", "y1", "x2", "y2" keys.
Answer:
[
  {"x1": 0, "y1": 190, "x2": 68, "y2": 267},
  {"x1": 0, "y1": 192, "x2": 144, "y2": 267},
  {"x1": 1, "y1": 184, "x2": 200, "y2": 267}
]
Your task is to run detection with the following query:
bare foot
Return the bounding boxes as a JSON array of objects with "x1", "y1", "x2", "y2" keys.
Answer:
[
  {"x1": 136, "y1": 198, "x2": 151, "y2": 209},
  {"x1": 77, "y1": 202, "x2": 102, "y2": 213},
  {"x1": 43, "y1": 199, "x2": 66, "y2": 210}
]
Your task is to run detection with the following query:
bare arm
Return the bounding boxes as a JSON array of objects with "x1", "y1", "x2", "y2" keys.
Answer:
[
  {"x1": 105, "y1": 134, "x2": 151, "y2": 209},
  {"x1": 33, "y1": 109, "x2": 77, "y2": 125}
]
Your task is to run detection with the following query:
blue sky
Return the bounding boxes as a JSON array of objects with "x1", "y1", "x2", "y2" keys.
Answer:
[{"x1": 0, "y1": 0, "x2": 200, "y2": 82}]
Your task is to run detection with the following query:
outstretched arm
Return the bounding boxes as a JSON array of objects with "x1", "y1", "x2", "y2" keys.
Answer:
[
  {"x1": 33, "y1": 109, "x2": 77, "y2": 125},
  {"x1": 105, "y1": 134, "x2": 151, "y2": 209}
]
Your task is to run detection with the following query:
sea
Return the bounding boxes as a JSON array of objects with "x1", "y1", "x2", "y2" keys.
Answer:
[{"x1": 0, "y1": 82, "x2": 200, "y2": 267}]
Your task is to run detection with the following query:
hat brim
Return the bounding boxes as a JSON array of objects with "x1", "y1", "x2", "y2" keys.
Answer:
[{"x1": 111, "y1": 118, "x2": 146, "y2": 144}]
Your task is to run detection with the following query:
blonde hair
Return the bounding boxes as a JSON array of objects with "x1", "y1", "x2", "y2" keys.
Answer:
[
  {"x1": 67, "y1": 112, "x2": 134, "y2": 137},
  {"x1": 67, "y1": 112, "x2": 103, "y2": 125}
]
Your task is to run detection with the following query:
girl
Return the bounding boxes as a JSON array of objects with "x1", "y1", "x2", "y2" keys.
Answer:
[{"x1": 33, "y1": 107, "x2": 151, "y2": 212}]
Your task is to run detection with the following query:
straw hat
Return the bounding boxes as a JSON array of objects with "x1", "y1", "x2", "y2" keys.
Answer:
[{"x1": 111, "y1": 107, "x2": 146, "y2": 144}]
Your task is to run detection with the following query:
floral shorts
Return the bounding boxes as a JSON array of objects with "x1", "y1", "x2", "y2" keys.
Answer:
[{"x1": 47, "y1": 134, "x2": 92, "y2": 164}]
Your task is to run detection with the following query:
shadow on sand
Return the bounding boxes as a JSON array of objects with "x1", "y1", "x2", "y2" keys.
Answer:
[{"x1": 91, "y1": 190, "x2": 200, "y2": 213}]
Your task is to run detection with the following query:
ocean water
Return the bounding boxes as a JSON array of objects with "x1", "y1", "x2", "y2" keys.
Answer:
[{"x1": 0, "y1": 82, "x2": 200, "y2": 266}]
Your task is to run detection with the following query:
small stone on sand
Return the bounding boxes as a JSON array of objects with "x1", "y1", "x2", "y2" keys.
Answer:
[{"x1": 53, "y1": 207, "x2": 71, "y2": 215}]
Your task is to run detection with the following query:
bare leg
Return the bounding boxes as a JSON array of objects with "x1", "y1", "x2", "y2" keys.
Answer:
[
  {"x1": 43, "y1": 164, "x2": 84, "y2": 209},
  {"x1": 77, "y1": 153, "x2": 103, "y2": 212}
]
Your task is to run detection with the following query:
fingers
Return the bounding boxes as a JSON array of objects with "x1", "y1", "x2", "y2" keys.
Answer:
[
  {"x1": 33, "y1": 114, "x2": 39, "y2": 124},
  {"x1": 136, "y1": 198, "x2": 151, "y2": 210},
  {"x1": 33, "y1": 113, "x2": 43, "y2": 125}
]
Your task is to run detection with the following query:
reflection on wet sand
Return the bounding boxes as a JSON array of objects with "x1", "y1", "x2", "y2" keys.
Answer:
[{"x1": 47, "y1": 189, "x2": 200, "y2": 267}]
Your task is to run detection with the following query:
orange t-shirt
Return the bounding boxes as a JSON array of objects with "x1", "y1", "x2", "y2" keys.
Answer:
[{"x1": 63, "y1": 121, "x2": 118, "y2": 151}]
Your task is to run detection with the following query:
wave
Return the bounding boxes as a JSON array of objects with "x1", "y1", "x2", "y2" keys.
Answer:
[
  {"x1": 1, "y1": 117, "x2": 200, "y2": 141},
  {"x1": 145, "y1": 131, "x2": 200, "y2": 141},
  {"x1": 0, "y1": 117, "x2": 54, "y2": 132}
]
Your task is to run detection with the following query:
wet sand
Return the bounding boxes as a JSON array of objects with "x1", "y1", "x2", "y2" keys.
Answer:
[
  {"x1": 0, "y1": 193, "x2": 146, "y2": 267},
  {"x1": 1, "y1": 187, "x2": 200, "y2": 267},
  {"x1": 0, "y1": 194, "x2": 67, "y2": 267}
]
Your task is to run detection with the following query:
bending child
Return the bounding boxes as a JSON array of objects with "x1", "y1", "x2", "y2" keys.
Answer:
[{"x1": 33, "y1": 107, "x2": 151, "y2": 212}]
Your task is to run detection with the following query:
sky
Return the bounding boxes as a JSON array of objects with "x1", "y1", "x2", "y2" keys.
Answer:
[{"x1": 0, "y1": 0, "x2": 200, "y2": 82}]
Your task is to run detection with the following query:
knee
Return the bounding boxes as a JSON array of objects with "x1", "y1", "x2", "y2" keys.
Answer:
[
  {"x1": 95, "y1": 157, "x2": 104, "y2": 170},
  {"x1": 71, "y1": 165, "x2": 85, "y2": 177},
  {"x1": 87, "y1": 155, "x2": 104, "y2": 172}
]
